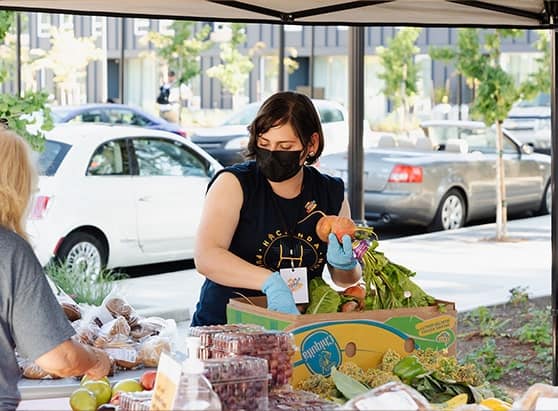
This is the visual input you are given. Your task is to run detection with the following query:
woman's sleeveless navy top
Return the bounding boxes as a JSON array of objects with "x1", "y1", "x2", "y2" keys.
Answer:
[{"x1": 191, "y1": 161, "x2": 344, "y2": 326}]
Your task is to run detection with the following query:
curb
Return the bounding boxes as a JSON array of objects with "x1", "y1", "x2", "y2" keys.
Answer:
[{"x1": 136, "y1": 306, "x2": 190, "y2": 323}]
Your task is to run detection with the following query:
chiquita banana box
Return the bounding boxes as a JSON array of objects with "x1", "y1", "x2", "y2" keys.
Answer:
[{"x1": 227, "y1": 296, "x2": 456, "y2": 385}]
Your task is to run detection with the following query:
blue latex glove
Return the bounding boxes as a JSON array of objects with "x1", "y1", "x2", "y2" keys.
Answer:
[
  {"x1": 327, "y1": 233, "x2": 357, "y2": 270},
  {"x1": 261, "y1": 272, "x2": 299, "y2": 315}
]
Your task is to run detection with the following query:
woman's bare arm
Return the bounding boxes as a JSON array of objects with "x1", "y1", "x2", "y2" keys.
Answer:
[
  {"x1": 35, "y1": 339, "x2": 111, "y2": 379},
  {"x1": 194, "y1": 172, "x2": 273, "y2": 290}
]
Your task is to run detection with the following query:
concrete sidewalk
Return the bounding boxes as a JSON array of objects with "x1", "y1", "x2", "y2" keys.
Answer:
[{"x1": 118, "y1": 214, "x2": 551, "y2": 322}]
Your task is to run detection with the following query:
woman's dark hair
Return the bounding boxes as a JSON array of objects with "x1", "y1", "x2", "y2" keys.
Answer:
[{"x1": 245, "y1": 91, "x2": 324, "y2": 165}]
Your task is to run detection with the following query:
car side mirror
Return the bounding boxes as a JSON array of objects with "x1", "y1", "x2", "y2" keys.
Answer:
[{"x1": 521, "y1": 143, "x2": 534, "y2": 155}]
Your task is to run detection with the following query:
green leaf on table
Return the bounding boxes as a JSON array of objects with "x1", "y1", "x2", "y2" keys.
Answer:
[{"x1": 331, "y1": 366, "x2": 370, "y2": 400}]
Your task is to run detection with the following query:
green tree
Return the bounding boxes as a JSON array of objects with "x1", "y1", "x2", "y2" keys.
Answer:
[
  {"x1": 0, "y1": 11, "x2": 53, "y2": 151},
  {"x1": 206, "y1": 23, "x2": 254, "y2": 109},
  {"x1": 521, "y1": 30, "x2": 550, "y2": 100},
  {"x1": 376, "y1": 27, "x2": 422, "y2": 130},
  {"x1": 146, "y1": 20, "x2": 213, "y2": 86},
  {"x1": 30, "y1": 27, "x2": 102, "y2": 106},
  {"x1": 429, "y1": 29, "x2": 528, "y2": 240}
]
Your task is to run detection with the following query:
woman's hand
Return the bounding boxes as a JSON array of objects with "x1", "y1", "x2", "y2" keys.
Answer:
[
  {"x1": 262, "y1": 272, "x2": 299, "y2": 315},
  {"x1": 326, "y1": 233, "x2": 357, "y2": 270},
  {"x1": 85, "y1": 347, "x2": 112, "y2": 380}
]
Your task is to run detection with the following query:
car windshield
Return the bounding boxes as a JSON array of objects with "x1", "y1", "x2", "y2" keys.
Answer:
[
  {"x1": 222, "y1": 104, "x2": 261, "y2": 126},
  {"x1": 50, "y1": 108, "x2": 73, "y2": 123},
  {"x1": 517, "y1": 93, "x2": 550, "y2": 108},
  {"x1": 37, "y1": 140, "x2": 71, "y2": 176},
  {"x1": 423, "y1": 125, "x2": 483, "y2": 147}
]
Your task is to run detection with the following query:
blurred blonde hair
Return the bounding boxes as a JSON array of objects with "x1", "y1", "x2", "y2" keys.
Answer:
[{"x1": 0, "y1": 128, "x2": 37, "y2": 240}]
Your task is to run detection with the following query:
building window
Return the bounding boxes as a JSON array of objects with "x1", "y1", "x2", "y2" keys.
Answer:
[
  {"x1": 158, "y1": 19, "x2": 174, "y2": 36},
  {"x1": 37, "y1": 13, "x2": 51, "y2": 38},
  {"x1": 91, "y1": 16, "x2": 104, "y2": 38},
  {"x1": 59, "y1": 14, "x2": 74, "y2": 31},
  {"x1": 134, "y1": 19, "x2": 150, "y2": 36}
]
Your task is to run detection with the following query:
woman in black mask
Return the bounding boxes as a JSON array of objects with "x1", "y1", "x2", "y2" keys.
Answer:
[{"x1": 191, "y1": 91, "x2": 362, "y2": 326}]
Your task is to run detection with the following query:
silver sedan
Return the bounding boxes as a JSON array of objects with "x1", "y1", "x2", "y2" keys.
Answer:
[{"x1": 318, "y1": 120, "x2": 551, "y2": 231}]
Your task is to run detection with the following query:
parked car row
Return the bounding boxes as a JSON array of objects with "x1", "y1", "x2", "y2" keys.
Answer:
[{"x1": 24, "y1": 105, "x2": 552, "y2": 278}]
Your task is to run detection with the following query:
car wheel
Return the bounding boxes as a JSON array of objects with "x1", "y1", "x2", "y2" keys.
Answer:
[
  {"x1": 56, "y1": 232, "x2": 107, "y2": 281},
  {"x1": 430, "y1": 189, "x2": 466, "y2": 231},
  {"x1": 538, "y1": 181, "x2": 551, "y2": 215}
]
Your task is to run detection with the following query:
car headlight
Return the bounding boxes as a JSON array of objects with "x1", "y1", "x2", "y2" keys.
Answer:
[{"x1": 224, "y1": 136, "x2": 249, "y2": 150}]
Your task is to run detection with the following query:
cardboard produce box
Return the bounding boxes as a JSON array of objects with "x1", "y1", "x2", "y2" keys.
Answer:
[{"x1": 227, "y1": 296, "x2": 456, "y2": 384}]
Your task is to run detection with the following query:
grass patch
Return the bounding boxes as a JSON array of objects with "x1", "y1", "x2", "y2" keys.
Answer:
[{"x1": 45, "y1": 261, "x2": 127, "y2": 306}]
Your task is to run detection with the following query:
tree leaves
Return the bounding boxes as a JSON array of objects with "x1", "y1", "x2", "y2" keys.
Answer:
[
  {"x1": 0, "y1": 91, "x2": 54, "y2": 152},
  {"x1": 376, "y1": 28, "x2": 421, "y2": 112},
  {"x1": 146, "y1": 21, "x2": 213, "y2": 85}
]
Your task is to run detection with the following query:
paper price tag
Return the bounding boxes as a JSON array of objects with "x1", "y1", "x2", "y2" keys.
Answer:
[
  {"x1": 280, "y1": 267, "x2": 309, "y2": 304},
  {"x1": 150, "y1": 352, "x2": 182, "y2": 411},
  {"x1": 104, "y1": 348, "x2": 137, "y2": 363}
]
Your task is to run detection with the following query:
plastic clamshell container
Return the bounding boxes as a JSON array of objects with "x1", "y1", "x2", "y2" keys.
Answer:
[
  {"x1": 211, "y1": 330, "x2": 295, "y2": 354},
  {"x1": 119, "y1": 391, "x2": 152, "y2": 411},
  {"x1": 211, "y1": 330, "x2": 296, "y2": 388},
  {"x1": 188, "y1": 324, "x2": 265, "y2": 350},
  {"x1": 203, "y1": 356, "x2": 269, "y2": 411}
]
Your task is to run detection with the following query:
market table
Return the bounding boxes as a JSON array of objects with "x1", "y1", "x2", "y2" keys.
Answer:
[{"x1": 18, "y1": 368, "x2": 152, "y2": 400}]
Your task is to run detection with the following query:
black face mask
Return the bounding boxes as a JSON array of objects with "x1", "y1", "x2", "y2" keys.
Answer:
[{"x1": 255, "y1": 147, "x2": 303, "y2": 182}]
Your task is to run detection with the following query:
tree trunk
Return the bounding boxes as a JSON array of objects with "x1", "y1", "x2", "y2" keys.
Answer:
[{"x1": 495, "y1": 121, "x2": 508, "y2": 240}]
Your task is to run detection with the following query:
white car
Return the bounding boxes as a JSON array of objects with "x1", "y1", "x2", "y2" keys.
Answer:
[
  {"x1": 190, "y1": 99, "x2": 373, "y2": 166},
  {"x1": 503, "y1": 93, "x2": 550, "y2": 153},
  {"x1": 27, "y1": 123, "x2": 222, "y2": 278}
]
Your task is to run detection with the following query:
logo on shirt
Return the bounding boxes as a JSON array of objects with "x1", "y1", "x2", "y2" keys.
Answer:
[
  {"x1": 304, "y1": 200, "x2": 317, "y2": 214},
  {"x1": 255, "y1": 229, "x2": 324, "y2": 271}
]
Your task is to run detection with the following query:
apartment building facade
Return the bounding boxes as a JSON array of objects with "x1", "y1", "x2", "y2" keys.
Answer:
[{"x1": 5, "y1": 13, "x2": 543, "y2": 124}]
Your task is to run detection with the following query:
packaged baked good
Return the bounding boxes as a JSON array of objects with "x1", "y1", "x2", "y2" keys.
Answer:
[
  {"x1": 342, "y1": 381, "x2": 431, "y2": 410},
  {"x1": 104, "y1": 297, "x2": 140, "y2": 327},
  {"x1": 72, "y1": 318, "x2": 100, "y2": 345},
  {"x1": 99, "y1": 315, "x2": 131, "y2": 339},
  {"x1": 138, "y1": 335, "x2": 171, "y2": 367},
  {"x1": 18, "y1": 358, "x2": 58, "y2": 379},
  {"x1": 130, "y1": 316, "x2": 166, "y2": 340},
  {"x1": 104, "y1": 343, "x2": 142, "y2": 370},
  {"x1": 512, "y1": 383, "x2": 558, "y2": 410},
  {"x1": 61, "y1": 302, "x2": 82, "y2": 321}
]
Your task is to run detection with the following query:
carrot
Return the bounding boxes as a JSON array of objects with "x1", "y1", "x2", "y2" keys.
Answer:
[{"x1": 315, "y1": 215, "x2": 377, "y2": 243}]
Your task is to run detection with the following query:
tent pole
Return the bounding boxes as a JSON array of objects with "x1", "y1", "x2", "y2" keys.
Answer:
[
  {"x1": 119, "y1": 17, "x2": 126, "y2": 104},
  {"x1": 278, "y1": 24, "x2": 285, "y2": 91},
  {"x1": 15, "y1": 12, "x2": 21, "y2": 97},
  {"x1": 348, "y1": 26, "x2": 365, "y2": 223},
  {"x1": 552, "y1": 26, "x2": 558, "y2": 386}
]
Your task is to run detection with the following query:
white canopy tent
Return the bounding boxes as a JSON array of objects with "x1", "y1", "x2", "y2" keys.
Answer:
[
  {"x1": 0, "y1": 1, "x2": 550, "y2": 27},
  {"x1": 2, "y1": 0, "x2": 558, "y2": 382}
]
